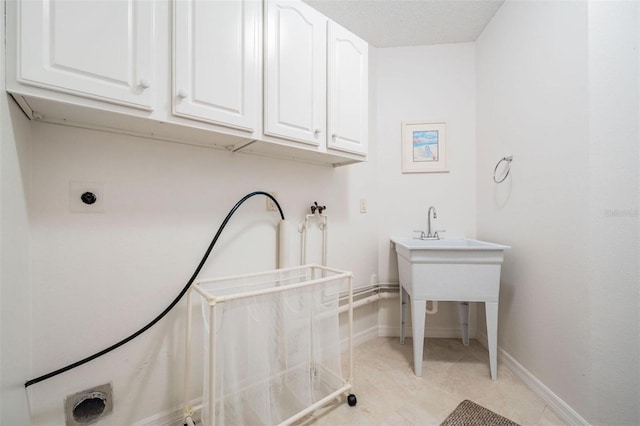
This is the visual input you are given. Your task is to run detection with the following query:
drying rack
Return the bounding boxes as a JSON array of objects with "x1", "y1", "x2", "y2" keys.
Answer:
[{"x1": 183, "y1": 265, "x2": 356, "y2": 426}]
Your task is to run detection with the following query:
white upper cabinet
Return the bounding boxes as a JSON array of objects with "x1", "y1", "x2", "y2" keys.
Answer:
[
  {"x1": 7, "y1": 0, "x2": 368, "y2": 165},
  {"x1": 264, "y1": 0, "x2": 327, "y2": 146},
  {"x1": 263, "y1": 0, "x2": 368, "y2": 157},
  {"x1": 327, "y1": 21, "x2": 368, "y2": 156},
  {"x1": 173, "y1": 0, "x2": 260, "y2": 132},
  {"x1": 17, "y1": 0, "x2": 155, "y2": 110}
]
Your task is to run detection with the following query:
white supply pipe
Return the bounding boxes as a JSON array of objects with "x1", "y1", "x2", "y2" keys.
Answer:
[
  {"x1": 320, "y1": 215, "x2": 327, "y2": 267},
  {"x1": 277, "y1": 220, "x2": 295, "y2": 268},
  {"x1": 338, "y1": 290, "x2": 398, "y2": 314},
  {"x1": 300, "y1": 213, "x2": 327, "y2": 266},
  {"x1": 336, "y1": 286, "x2": 438, "y2": 315}
]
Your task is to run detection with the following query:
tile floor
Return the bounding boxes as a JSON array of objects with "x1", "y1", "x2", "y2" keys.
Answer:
[{"x1": 297, "y1": 337, "x2": 566, "y2": 425}]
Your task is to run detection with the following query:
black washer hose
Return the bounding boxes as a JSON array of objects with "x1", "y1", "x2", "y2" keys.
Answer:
[{"x1": 25, "y1": 191, "x2": 285, "y2": 388}]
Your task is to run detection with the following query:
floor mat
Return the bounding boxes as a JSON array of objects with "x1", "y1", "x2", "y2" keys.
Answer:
[{"x1": 440, "y1": 400, "x2": 520, "y2": 426}]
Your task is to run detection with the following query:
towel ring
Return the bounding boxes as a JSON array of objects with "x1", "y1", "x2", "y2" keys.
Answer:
[{"x1": 493, "y1": 156, "x2": 513, "y2": 183}]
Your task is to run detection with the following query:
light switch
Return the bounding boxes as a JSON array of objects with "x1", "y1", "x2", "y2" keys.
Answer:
[{"x1": 360, "y1": 198, "x2": 367, "y2": 213}]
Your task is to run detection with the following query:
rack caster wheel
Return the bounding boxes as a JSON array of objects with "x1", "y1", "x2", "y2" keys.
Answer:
[{"x1": 347, "y1": 393, "x2": 357, "y2": 407}]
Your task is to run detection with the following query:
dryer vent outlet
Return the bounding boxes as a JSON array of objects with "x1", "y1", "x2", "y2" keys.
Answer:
[{"x1": 64, "y1": 383, "x2": 113, "y2": 426}]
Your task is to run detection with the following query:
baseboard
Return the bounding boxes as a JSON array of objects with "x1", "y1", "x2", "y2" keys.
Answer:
[
  {"x1": 378, "y1": 325, "x2": 477, "y2": 339},
  {"x1": 341, "y1": 324, "x2": 379, "y2": 352},
  {"x1": 477, "y1": 333, "x2": 589, "y2": 426},
  {"x1": 132, "y1": 397, "x2": 202, "y2": 426}
]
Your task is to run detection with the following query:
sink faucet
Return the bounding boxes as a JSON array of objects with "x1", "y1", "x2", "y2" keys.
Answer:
[
  {"x1": 413, "y1": 206, "x2": 445, "y2": 240},
  {"x1": 427, "y1": 206, "x2": 437, "y2": 238}
]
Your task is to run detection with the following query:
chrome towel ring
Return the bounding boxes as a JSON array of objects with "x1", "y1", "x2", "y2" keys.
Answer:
[{"x1": 493, "y1": 156, "x2": 513, "y2": 183}]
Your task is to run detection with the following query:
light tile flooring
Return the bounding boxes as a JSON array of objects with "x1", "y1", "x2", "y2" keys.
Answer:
[{"x1": 297, "y1": 337, "x2": 566, "y2": 425}]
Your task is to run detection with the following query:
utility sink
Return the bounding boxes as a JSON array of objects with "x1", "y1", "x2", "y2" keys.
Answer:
[
  {"x1": 390, "y1": 237, "x2": 510, "y2": 380},
  {"x1": 393, "y1": 237, "x2": 508, "y2": 250},
  {"x1": 392, "y1": 237, "x2": 509, "y2": 263}
]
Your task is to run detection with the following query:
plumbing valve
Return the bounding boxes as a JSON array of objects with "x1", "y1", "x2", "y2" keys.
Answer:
[{"x1": 310, "y1": 202, "x2": 326, "y2": 214}]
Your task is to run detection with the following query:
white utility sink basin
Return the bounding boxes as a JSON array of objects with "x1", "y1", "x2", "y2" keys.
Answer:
[
  {"x1": 391, "y1": 237, "x2": 510, "y2": 380},
  {"x1": 393, "y1": 237, "x2": 508, "y2": 250}
]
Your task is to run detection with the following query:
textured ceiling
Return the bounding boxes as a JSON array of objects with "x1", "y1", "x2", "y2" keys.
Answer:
[{"x1": 303, "y1": 0, "x2": 505, "y2": 48}]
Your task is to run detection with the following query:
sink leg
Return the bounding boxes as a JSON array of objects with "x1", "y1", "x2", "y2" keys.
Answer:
[
  {"x1": 400, "y1": 287, "x2": 408, "y2": 344},
  {"x1": 458, "y1": 302, "x2": 470, "y2": 346},
  {"x1": 411, "y1": 298, "x2": 426, "y2": 376},
  {"x1": 485, "y1": 301, "x2": 499, "y2": 380}
]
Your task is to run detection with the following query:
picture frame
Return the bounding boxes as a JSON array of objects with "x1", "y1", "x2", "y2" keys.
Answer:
[{"x1": 401, "y1": 121, "x2": 448, "y2": 173}]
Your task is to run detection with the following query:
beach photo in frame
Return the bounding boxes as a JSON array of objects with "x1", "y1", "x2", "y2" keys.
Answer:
[{"x1": 401, "y1": 121, "x2": 448, "y2": 173}]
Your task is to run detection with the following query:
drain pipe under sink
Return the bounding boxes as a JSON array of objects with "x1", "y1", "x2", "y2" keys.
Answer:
[{"x1": 426, "y1": 301, "x2": 439, "y2": 315}]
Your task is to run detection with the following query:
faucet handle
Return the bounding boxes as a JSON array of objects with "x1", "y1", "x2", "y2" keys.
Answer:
[
  {"x1": 413, "y1": 230, "x2": 426, "y2": 239},
  {"x1": 433, "y1": 230, "x2": 446, "y2": 239}
]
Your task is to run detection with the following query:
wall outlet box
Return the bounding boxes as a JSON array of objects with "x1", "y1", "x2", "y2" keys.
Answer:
[
  {"x1": 266, "y1": 192, "x2": 279, "y2": 212},
  {"x1": 70, "y1": 181, "x2": 106, "y2": 213}
]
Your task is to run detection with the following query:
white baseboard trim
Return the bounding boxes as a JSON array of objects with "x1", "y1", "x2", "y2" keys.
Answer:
[
  {"x1": 132, "y1": 397, "x2": 202, "y2": 426},
  {"x1": 341, "y1": 325, "x2": 379, "y2": 352},
  {"x1": 477, "y1": 333, "x2": 589, "y2": 426},
  {"x1": 499, "y1": 348, "x2": 589, "y2": 425},
  {"x1": 378, "y1": 325, "x2": 477, "y2": 339}
]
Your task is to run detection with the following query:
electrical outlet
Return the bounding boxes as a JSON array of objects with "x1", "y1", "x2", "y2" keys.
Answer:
[
  {"x1": 266, "y1": 192, "x2": 278, "y2": 212},
  {"x1": 360, "y1": 198, "x2": 367, "y2": 213}
]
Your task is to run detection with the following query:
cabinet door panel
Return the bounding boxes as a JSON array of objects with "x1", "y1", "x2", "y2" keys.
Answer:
[
  {"x1": 327, "y1": 22, "x2": 368, "y2": 155},
  {"x1": 265, "y1": 0, "x2": 326, "y2": 146},
  {"x1": 18, "y1": 0, "x2": 155, "y2": 110},
  {"x1": 173, "y1": 0, "x2": 259, "y2": 132}
]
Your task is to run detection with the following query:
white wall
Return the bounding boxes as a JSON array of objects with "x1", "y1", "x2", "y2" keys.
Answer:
[
  {"x1": 25, "y1": 121, "x2": 379, "y2": 424},
  {"x1": 587, "y1": 1, "x2": 639, "y2": 423},
  {"x1": 0, "y1": 0, "x2": 33, "y2": 421},
  {"x1": 476, "y1": 1, "x2": 639, "y2": 424},
  {"x1": 0, "y1": 98, "x2": 32, "y2": 426},
  {"x1": 375, "y1": 43, "x2": 478, "y2": 336}
]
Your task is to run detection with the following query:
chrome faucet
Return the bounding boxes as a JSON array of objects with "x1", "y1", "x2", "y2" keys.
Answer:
[
  {"x1": 413, "y1": 206, "x2": 444, "y2": 240},
  {"x1": 427, "y1": 206, "x2": 437, "y2": 238}
]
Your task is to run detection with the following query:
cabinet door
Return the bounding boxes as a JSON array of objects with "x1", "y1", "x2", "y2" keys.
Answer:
[
  {"x1": 264, "y1": 0, "x2": 326, "y2": 146},
  {"x1": 173, "y1": 0, "x2": 259, "y2": 132},
  {"x1": 327, "y1": 21, "x2": 368, "y2": 156},
  {"x1": 17, "y1": 0, "x2": 155, "y2": 110}
]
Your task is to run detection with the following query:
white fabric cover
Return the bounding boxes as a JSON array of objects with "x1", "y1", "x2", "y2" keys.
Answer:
[{"x1": 197, "y1": 266, "x2": 346, "y2": 425}]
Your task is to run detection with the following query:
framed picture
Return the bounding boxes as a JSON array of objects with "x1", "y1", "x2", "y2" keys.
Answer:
[{"x1": 401, "y1": 121, "x2": 448, "y2": 173}]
